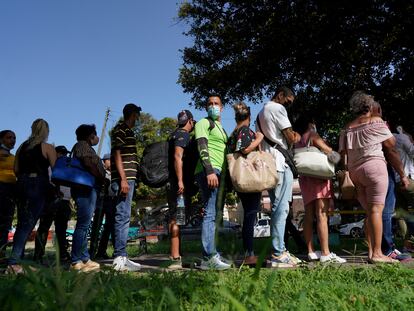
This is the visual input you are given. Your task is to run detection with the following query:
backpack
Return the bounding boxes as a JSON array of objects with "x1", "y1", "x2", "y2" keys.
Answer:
[{"x1": 139, "y1": 118, "x2": 215, "y2": 188}]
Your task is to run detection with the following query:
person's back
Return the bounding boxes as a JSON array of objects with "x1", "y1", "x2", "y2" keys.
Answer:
[
  {"x1": 394, "y1": 132, "x2": 414, "y2": 179},
  {"x1": 17, "y1": 141, "x2": 50, "y2": 177}
]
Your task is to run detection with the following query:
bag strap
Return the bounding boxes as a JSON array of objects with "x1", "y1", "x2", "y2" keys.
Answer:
[{"x1": 256, "y1": 115, "x2": 277, "y2": 148}]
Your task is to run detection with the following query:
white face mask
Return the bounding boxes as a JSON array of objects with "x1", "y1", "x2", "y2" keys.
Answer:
[{"x1": 0, "y1": 144, "x2": 11, "y2": 151}]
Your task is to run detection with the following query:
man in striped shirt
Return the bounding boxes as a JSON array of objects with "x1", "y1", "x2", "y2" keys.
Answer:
[{"x1": 111, "y1": 103, "x2": 141, "y2": 271}]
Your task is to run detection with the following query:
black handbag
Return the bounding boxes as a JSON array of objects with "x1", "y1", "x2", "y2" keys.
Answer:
[{"x1": 256, "y1": 116, "x2": 299, "y2": 178}]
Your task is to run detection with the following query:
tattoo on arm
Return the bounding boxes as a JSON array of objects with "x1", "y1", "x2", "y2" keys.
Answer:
[{"x1": 197, "y1": 137, "x2": 214, "y2": 175}]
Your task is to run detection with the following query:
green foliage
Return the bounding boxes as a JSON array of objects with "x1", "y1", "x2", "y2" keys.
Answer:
[
  {"x1": 178, "y1": 0, "x2": 414, "y2": 137},
  {"x1": 1, "y1": 264, "x2": 414, "y2": 310}
]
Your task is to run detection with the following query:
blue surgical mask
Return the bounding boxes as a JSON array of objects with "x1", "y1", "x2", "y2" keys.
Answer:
[{"x1": 207, "y1": 106, "x2": 221, "y2": 120}]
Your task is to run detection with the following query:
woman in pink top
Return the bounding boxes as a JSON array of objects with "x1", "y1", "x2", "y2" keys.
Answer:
[
  {"x1": 294, "y1": 116, "x2": 345, "y2": 263},
  {"x1": 339, "y1": 91, "x2": 409, "y2": 264}
]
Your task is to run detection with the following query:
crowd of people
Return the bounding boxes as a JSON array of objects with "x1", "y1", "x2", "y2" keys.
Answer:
[{"x1": 0, "y1": 87, "x2": 413, "y2": 274}]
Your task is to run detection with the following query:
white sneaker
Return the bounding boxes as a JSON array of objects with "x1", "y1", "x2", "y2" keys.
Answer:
[
  {"x1": 320, "y1": 253, "x2": 347, "y2": 264},
  {"x1": 112, "y1": 256, "x2": 126, "y2": 271},
  {"x1": 124, "y1": 257, "x2": 141, "y2": 271},
  {"x1": 286, "y1": 251, "x2": 303, "y2": 264},
  {"x1": 199, "y1": 254, "x2": 231, "y2": 270},
  {"x1": 308, "y1": 251, "x2": 322, "y2": 261}
]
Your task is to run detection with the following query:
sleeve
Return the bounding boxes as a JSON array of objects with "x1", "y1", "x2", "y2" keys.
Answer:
[
  {"x1": 401, "y1": 134, "x2": 414, "y2": 157},
  {"x1": 111, "y1": 125, "x2": 126, "y2": 150},
  {"x1": 195, "y1": 118, "x2": 211, "y2": 140},
  {"x1": 174, "y1": 131, "x2": 190, "y2": 149},
  {"x1": 274, "y1": 105, "x2": 292, "y2": 130},
  {"x1": 236, "y1": 126, "x2": 254, "y2": 151}
]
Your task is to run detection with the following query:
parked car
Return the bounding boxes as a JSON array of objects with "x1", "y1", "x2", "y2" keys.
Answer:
[
  {"x1": 253, "y1": 217, "x2": 271, "y2": 238},
  {"x1": 338, "y1": 219, "x2": 365, "y2": 238}
]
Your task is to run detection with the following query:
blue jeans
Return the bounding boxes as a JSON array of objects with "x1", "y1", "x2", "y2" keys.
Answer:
[
  {"x1": 382, "y1": 166, "x2": 396, "y2": 254},
  {"x1": 196, "y1": 169, "x2": 221, "y2": 258},
  {"x1": 0, "y1": 182, "x2": 16, "y2": 253},
  {"x1": 71, "y1": 187, "x2": 97, "y2": 263},
  {"x1": 9, "y1": 175, "x2": 49, "y2": 265},
  {"x1": 268, "y1": 167, "x2": 293, "y2": 256},
  {"x1": 113, "y1": 180, "x2": 135, "y2": 257}
]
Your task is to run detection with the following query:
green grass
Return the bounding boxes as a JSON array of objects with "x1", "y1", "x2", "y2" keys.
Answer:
[{"x1": 1, "y1": 264, "x2": 413, "y2": 310}]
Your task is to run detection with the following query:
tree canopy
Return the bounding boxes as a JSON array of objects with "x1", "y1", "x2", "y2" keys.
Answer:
[{"x1": 178, "y1": 0, "x2": 414, "y2": 136}]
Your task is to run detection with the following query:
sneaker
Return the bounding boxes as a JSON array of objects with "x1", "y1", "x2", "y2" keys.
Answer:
[
  {"x1": 168, "y1": 256, "x2": 182, "y2": 269},
  {"x1": 112, "y1": 256, "x2": 126, "y2": 271},
  {"x1": 82, "y1": 260, "x2": 100, "y2": 272},
  {"x1": 270, "y1": 252, "x2": 296, "y2": 268},
  {"x1": 124, "y1": 257, "x2": 141, "y2": 272},
  {"x1": 308, "y1": 251, "x2": 321, "y2": 261},
  {"x1": 5, "y1": 264, "x2": 24, "y2": 275},
  {"x1": 320, "y1": 253, "x2": 347, "y2": 264},
  {"x1": 199, "y1": 254, "x2": 231, "y2": 270},
  {"x1": 286, "y1": 251, "x2": 303, "y2": 264},
  {"x1": 387, "y1": 249, "x2": 412, "y2": 262}
]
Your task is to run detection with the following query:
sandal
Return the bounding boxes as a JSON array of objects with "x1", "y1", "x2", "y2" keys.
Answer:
[
  {"x1": 5, "y1": 264, "x2": 24, "y2": 275},
  {"x1": 368, "y1": 257, "x2": 399, "y2": 264}
]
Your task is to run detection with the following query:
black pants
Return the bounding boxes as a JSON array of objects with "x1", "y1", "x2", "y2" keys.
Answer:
[
  {"x1": 238, "y1": 192, "x2": 261, "y2": 256},
  {"x1": 90, "y1": 195, "x2": 117, "y2": 258},
  {"x1": 0, "y1": 182, "x2": 16, "y2": 255},
  {"x1": 34, "y1": 198, "x2": 72, "y2": 260}
]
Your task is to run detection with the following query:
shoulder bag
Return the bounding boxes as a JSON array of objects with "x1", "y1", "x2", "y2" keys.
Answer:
[
  {"x1": 293, "y1": 137, "x2": 335, "y2": 179},
  {"x1": 226, "y1": 151, "x2": 278, "y2": 193},
  {"x1": 337, "y1": 137, "x2": 356, "y2": 200}
]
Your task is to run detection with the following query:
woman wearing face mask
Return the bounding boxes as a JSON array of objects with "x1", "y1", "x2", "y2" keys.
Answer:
[
  {"x1": 70, "y1": 124, "x2": 105, "y2": 272},
  {"x1": 227, "y1": 102, "x2": 264, "y2": 265},
  {"x1": 0, "y1": 130, "x2": 17, "y2": 259},
  {"x1": 7, "y1": 119, "x2": 56, "y2": 274}
]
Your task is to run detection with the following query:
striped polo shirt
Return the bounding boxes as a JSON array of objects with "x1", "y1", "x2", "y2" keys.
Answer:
[{"x1": 110, "y1": 121, "x2": 138, "y2": 182}]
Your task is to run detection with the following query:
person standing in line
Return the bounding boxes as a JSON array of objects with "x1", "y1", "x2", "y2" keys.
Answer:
[
  {"x1": 338, "y1": 91, "x2": 409, "y2": 264},
  {"x1": 293, "y1": 115, "x2": 346, "y2": 264},
  {"x1": 0, "y1": 130, "x2": 17, "y2": 260},
  {"x1": 70, "y1": 124, "x2": 105, "y2": 272},
  {"x1": 111, "y1": 103, "x2": 142, "y2": 272},
  {"x1": 228, "y1": 102, "x2": 264, "y2": 265},
  {"x1": 33, "y1": 145, "x2": 73, "y2": 264},
  {"x1": 7, "y1": 119, "x2": 56, "y2": 274},
  {"x1": 195, "y1": 95, "x2": 231, "y2": 270},
  {"x1": 256, "y1": 86, "x2": 302, "y2": 267},
  {"x1": 94, "y1": 153, "x2": 117, "y2": 259},
  {"x1": 166, "y1": 109, "x2": 196, "y2": 269}
]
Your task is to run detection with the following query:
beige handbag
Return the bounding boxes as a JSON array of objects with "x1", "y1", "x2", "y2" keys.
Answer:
[
  {"x1": 226, "y1": 151, "x2": 278, "y2": 193},
  {"x1": 337, "y1": 153, "x2": 356, "y2": 200}
]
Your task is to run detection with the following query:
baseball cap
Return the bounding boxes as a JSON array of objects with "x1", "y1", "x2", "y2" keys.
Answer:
[
  {"x1": 55, "y1": 145, "x2": 69, "y2": 154},
  {"x1": 102, "y1": 153, "x2": 111, "y2": 161},
  {"x1": 177, "y1": 110, "x2": 194, "y2": 126}
]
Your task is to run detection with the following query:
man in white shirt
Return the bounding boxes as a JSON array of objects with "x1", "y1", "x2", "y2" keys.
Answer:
[{"x1": 256, "y1": 86, "x2": 301, "y2": 267}]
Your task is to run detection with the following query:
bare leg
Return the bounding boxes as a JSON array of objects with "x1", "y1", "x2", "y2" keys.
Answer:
[
  {"x1": 315, "y1": 199, "x2": 330, "y2": 256},
  {"x1": 303, "y1": 203, "x2": 315, "y2": 254},
  {"x1": 364, "y1": 217, "x2": 372, "y2": 259},
  {"x1": 169, "y1": 220, "x2": 180, "y2": 258},
  {"x1": 367, "y1": 203, "x2": 393, "y2": 262}
]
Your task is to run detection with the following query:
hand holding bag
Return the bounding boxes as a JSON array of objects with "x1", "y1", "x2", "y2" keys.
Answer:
[
  {"x1": 293, "y1": 138, "x2": 335, "y2": 179},
  {"x1": 51, "y1": 155, "x2": 95, "y2": 190},
  {"x1": 226, "y1": 151, "x2": 278, "y2": 193}
]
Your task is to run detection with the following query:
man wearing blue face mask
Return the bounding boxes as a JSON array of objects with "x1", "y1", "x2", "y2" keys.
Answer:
[{"x1": 194, "y1": 95, "x2": 231, "y2": 270}]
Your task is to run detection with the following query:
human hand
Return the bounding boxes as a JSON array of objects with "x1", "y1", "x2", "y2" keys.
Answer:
[
  {"x1": 206, "y1": 173, "x2": 219, "y2": 189},
  {"x1": 400, "y1": 176, "x2": 410, "y2": 190},
  {"x1": 177, "y1": 180, "x2": 184, "y2": 194},
  {"x1": 120, "y1": 179, "x2": 130, "y2": 196}
]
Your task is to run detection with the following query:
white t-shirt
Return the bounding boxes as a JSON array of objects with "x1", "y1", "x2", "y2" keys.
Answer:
[{"x1": 256, "y1": 101, "x2": 292, "y2": 172}]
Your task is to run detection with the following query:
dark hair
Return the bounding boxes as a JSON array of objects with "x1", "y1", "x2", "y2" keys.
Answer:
[
  {"x1": 123, "y1": 103, "x2": 141, "y2": 120},
  {"x1": 0, "y1": 130, "x2": 14, "y2": 140},
  {"x1": 272, "y1": 86, "x2": 294, "y2": 101},
  {"x1": 75, "y1": 124, "x2": 97, "y2": 141},
  {"x1": 293, "y1": 115, "x2": 315, "y2": 135},
  {"x1": 232, "y1": 102, "x2": 251, "y2": 122}
]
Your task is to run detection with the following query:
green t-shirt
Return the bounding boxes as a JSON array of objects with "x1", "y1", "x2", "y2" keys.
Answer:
[{"x1": 194, "y1": 118, "x2": 228, "y2": 174}]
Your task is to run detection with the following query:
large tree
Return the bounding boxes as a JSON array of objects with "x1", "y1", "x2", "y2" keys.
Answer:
[{"x1": 178, "y1": 0, "x2": 414, "y2": 137}]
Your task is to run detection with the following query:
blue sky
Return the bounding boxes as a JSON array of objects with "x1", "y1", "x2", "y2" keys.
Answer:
[{"x1": 0, "y1": 0, "x2": 263, "y2": 156}]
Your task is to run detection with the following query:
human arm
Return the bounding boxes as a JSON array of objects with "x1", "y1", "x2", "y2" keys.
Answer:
[
  {"x1": 241, "y1": 131, "x2": 264, "y2": 154},
  {"x1": 174, "y1": 146, "x2": 185, "y2": 194},
  {"x1": 114, "y1": 149, "x2": 129, "y2": 195},
  {"x1": 382, "y1": 136, "x2": 410, "y2": 189},
  {"x1": 42, "y1": 143, "x2": 57, "y2": 168},
  {"x1": 282, "y1": 127, "x2": 301, "y2": 146},
  {"x1": 197, "y1": 137, "x2": 218, "y2": 188}
]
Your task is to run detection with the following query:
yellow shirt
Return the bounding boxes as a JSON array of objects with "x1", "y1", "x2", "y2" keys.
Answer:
[{"x1": 0, "y1": 153, "x2": 16, "y2": 183}]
